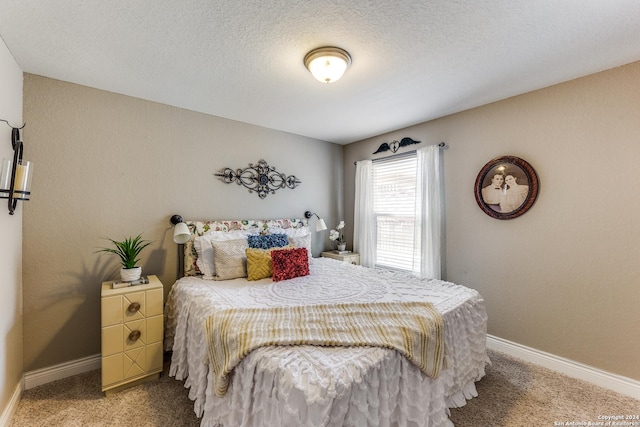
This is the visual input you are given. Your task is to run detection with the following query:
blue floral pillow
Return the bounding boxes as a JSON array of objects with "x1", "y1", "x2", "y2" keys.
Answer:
[{"x1": 247, "y1": 234, "x2": 289, "y2": 250}]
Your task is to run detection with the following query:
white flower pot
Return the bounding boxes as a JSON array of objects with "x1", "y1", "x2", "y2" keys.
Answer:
[
  {"x1": 337, "y1": 243, "x2": 346, "y2": 251},
  {"x1": 120, "y1": 266, "x2": 142, "y2": 282}
]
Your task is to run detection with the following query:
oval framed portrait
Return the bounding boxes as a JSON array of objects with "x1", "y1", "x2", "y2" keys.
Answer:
[{"x1": 474, "y1": 156, "x2": 539, "y2": 220}]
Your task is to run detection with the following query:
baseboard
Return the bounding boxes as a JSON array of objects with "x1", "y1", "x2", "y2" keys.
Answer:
[
  {"x1": 0, "y1": 379, "x2": 23, "y2": 427},
  {"x1": 487, "y1": 335, "x2": 640, "y2": 400},
  {"x1": 23, "y1": 353, "x2": 101, "y2": 390}
]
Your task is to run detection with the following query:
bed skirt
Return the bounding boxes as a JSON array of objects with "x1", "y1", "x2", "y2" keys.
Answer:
[{"x1": 166, "y1": 260, "x2": 489, "y2": 427}]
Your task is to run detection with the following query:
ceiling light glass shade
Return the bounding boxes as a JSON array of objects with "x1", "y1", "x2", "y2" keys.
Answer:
[
  {"x1": 304, "y1": 47, "x2": 352, "y2": 84},
  {"x1": 173, "y1": 222, "x2": 191, "y2": 244},
  {"x1": 316, "y1": 218, "x2": 327, "y2": 232}
]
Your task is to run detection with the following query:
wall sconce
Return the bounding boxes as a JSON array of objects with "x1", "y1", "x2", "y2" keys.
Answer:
[
  {"x1": 0, "y1": 121, "x2": 33, "y2": 215},
  {"x1": 304, "y1": 211, "x2": 327, "y2": 232},
  {"x1": 304, "y1": 46, "x2": 352, "y2": 84},
  {"x1": 170, "y1": 214, "x2": 191, "y2": 244}
]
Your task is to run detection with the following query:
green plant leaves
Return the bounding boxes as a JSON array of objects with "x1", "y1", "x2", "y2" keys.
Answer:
[{"x1": 95, "y1": 233, "x2": 152, "y2": 269}]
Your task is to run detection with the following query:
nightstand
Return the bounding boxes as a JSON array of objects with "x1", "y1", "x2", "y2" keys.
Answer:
[
  {"x1": 321, "y1": 251, "x2": 360, "y2": 265},
  {"x1": 101, "y1": 275, "x2": 164, "y2": 396}
]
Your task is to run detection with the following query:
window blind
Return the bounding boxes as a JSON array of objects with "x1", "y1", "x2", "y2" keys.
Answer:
[{"x1": 372, "y1": 153, "x2": 418, "y2": 273}]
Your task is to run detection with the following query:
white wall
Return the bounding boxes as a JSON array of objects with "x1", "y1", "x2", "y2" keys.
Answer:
[{"x1": 0, "y1": 36, "x2": 23, "y2": 420}]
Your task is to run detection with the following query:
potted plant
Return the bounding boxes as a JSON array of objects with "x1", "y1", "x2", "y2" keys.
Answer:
[
  {"x1": 96, "y1": 233, "x2": 152, "y2": 282},
  {"x1": 329, "y1": 221, "x2": 346, "y2": 251}
]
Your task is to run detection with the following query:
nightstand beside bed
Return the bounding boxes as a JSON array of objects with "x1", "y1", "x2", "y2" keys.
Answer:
[
  {"x1": 100, "y1": 274, "x2": 164, "y2": 396},
  {"x1": 321, "y1": 250, "x2": 360, "y2": 265}
]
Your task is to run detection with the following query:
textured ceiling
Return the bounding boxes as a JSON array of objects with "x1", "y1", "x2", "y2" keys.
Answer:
[{"x1": 1, "y1": 1, "x2": 640, "y2": 144}]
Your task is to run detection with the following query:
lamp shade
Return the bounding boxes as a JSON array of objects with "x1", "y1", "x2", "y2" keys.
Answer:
[
  {"x1": 173, "y1": 222, "x2": 191, "y2": 244},
  {"x1": 316, "y1": 218, "x2": 327, "y2": 232},
  {"x1": 304, "y1": 47, "x2": 352, "y2": 84}
]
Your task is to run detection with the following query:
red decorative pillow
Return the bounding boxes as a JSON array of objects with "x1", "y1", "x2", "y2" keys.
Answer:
[{"x1": 271, "y1": 248, "x2": 310, "y2": 282}]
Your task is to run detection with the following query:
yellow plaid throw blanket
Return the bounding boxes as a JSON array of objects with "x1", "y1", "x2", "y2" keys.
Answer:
[{"x1": 204, "y1": 301, "x2": 444, "y2": 396}]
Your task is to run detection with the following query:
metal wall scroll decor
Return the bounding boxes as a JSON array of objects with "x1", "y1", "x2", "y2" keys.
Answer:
[
  {"x1": 215, "y1": 159, "x2": 301, "y2": 199},
  {"x1": 373, "y1": 137, "x2": 421, "y2": 154}
]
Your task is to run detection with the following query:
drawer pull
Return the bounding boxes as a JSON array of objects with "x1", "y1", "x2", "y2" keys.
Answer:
[
  {"x1": 127, "y1": 302, "x2": 141, "y2": 313},
  {"x1": 128, "y1": 330, "x2": 141, "y2": 341}
]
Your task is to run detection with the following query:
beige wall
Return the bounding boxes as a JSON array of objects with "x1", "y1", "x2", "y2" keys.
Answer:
[
  {"x1": 344, "y1": 60, "x2": 640, "y2": 381},
  {"x1": 0, "y1": 38, "x2": 23, "y2": 417},
  {"x1": 18, "y1": 60, "x2": 640, "y2": 381},
  {"x1": 22, "y1": 74, "x2": 342, "y2": 371}
]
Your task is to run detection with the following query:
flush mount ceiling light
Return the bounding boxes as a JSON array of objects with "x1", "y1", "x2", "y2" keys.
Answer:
[{"x1": 304, "y1": 47, "x2": 352, "y2": 84}]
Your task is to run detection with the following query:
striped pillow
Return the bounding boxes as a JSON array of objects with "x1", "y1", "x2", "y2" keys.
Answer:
[{"x1": 211, "y1": 239, "x2": 249, "y2": 280}]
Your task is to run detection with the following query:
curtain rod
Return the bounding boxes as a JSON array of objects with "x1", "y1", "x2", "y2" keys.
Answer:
[{"x1": 354, "y1": 141, "x2": 447, "y2": 165}]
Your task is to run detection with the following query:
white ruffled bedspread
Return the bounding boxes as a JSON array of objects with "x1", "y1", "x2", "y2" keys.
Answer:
[{"x1": 165, "y1": 257, "x2": 489, "y2": 427}]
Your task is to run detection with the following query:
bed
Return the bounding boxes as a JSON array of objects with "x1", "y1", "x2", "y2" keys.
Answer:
[{"x1": 165, "y1": 219, "x2": 489, "y2": 427}]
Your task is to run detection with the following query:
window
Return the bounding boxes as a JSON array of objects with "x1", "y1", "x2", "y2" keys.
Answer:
[
  {"x1": 372, "y1": 153, "x2": 419, "y2": 273},
  {"x1": 354, "y1": 144, "x2": 442, "y2": 279}
]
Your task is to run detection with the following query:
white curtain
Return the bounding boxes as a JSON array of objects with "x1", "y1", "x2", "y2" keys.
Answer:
[
  {"x1": 414, "y1": 145, "x2": 443, "y2": 279},
  {"x1": 353, "y1": 160, "x2": 375, "y2": 267}
]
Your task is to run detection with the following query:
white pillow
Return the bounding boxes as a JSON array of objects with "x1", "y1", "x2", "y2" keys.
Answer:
[
  {"x1": 195, "y1": 230, "x2": 259, "y2": 279},
  {"x1": 211, "y1": 238, "x2": 249, "y2": 280},
  {"x1": 288, "y1": 233, "x2": 312, "y2": 259},
  {"x1": 267, "y1": 226, "x2": 311, "y2": 237}
]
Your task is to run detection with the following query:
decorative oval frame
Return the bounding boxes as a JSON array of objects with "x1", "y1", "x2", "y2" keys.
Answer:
[{"x1": 474, "y1": 156, "x2": 539, "y2": 220}]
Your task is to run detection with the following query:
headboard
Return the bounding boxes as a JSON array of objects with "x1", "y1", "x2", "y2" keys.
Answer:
[{"x1": 180, "y1": 218, "x2": 308, "y2": 277}]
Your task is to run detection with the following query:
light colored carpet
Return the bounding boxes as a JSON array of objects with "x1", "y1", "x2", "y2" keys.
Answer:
[
  {"x1": 449, "y1": 351, "x2": 639, "y2": 426},
  {"x1": 10, "y1": 350, "x2": 639, "y2": 426}
]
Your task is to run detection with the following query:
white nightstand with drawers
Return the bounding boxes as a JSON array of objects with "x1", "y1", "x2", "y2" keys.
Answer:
[
  {"x1": 101, "y1": 275, "x2": 164, "y2": 395},
  {"x1": 321, "y1": 251, "x2": 361, "y2": 265}
]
